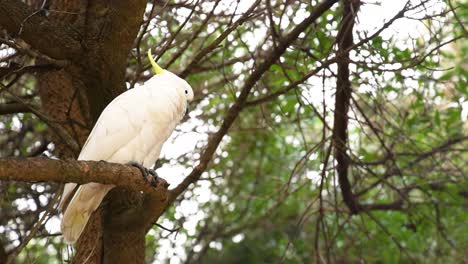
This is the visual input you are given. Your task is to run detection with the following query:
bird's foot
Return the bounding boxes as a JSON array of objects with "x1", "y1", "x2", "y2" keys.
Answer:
[{"x1": 128, "y1": 162, "x2": 159, "y2": 187}]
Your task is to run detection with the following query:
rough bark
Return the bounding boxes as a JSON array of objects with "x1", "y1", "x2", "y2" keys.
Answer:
[{"x1": 37, "y1": 68, "x2": 90, "y2": 157}]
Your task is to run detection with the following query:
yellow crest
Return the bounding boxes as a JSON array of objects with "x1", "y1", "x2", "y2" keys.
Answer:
[{"x1": 147, "y1": 49, "x2": 165, "y2": 74}]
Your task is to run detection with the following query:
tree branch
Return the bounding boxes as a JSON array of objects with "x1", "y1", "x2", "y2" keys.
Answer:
[
  {"x1": 0, "y1": 0, "x2": 81, "y2": 60},
  {"x1": 170, "y1": 0, "x2": 340, "y2": 201},
  {"x1": 332, "y1": 0, "x2": 361, "y2": 214},
  {"x1": 0, "y1": 103, "x2": 31, "y2": 115},
  {"x1": 178, "y1": 0, "x2": 262, "y2": 78},
  {"x1": 0, "y1": 157, "x2": 168, "y2": 195}
]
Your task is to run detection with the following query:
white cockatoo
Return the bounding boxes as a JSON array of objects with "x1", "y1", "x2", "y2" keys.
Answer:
[{"x1": 60, "y1": 50, "x2": 194, "y2": 244}]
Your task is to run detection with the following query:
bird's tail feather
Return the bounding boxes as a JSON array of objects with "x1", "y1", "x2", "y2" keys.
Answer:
[{"x1": 61, "y1": 183, "x2": 114, "y2": 244}]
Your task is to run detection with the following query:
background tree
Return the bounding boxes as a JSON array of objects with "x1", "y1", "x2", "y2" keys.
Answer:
[{"x1": 0, "y1": 0, "x2": 466, "y2": 263}]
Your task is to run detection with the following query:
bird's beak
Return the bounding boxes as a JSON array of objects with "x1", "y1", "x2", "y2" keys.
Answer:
[
  {"x1": 185, "y1": 104, "x2": 190, "y2": 117},
  {"x1": 148, "y1": 49, "x2": 165, "y2": 74}
]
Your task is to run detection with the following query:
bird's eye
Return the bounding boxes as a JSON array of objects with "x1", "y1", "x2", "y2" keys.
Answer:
[{"x1": 185, "y1": 90, "x2": 188, "y2": 94}]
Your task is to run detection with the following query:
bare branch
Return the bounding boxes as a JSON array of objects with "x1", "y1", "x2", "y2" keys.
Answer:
[
  {"x1": 332, "y1": 0, "x2": 361, "y2": 214},
  {"x1": 0, "y1": 103, "x2": 31, "y2": 115},
  {"x1": 178, "y1": 0, "x2": 263, "y2": 78},
  {"x1": 170, "y1": 0, "x2": 340, "y2": 201}
]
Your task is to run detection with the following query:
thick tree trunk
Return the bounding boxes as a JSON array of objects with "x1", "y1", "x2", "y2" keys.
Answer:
[{"x1": 29, "y1": 0, "x2": 152, "y2": 262}]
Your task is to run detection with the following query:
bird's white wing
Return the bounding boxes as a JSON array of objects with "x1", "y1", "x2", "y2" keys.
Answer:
[
  {"x1": 60, "y1": 89, "x2": 144, "y2": 209},
  {"x1": 78, "y1": 89, "x2": 147, "y2": 161},
  {"x1": 61, "y1": 88, "x2": 154, "y2": 243}
]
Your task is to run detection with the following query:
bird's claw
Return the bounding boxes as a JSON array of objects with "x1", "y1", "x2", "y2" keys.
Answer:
[{"x1": 128, "y1": 162, "x2": 159, "y2": 187}]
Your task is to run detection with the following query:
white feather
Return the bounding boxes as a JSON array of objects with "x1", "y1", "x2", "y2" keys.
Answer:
[{"x1": 60, "y1": 71, "x2": 193, "y2": 244}]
